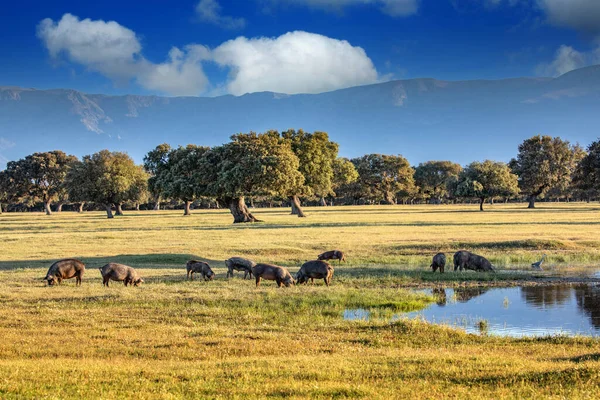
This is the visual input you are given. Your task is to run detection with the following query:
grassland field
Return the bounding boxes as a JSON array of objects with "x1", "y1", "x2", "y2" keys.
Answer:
[{"x1": 1, "y1": 203, "x2": 600, "y2": 398}]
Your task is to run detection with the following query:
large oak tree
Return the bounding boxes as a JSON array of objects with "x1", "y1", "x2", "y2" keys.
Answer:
[
  {"x1": 456, "y1": 160, "x2": 519, "y2": 211},
  {"x1": 162, "y1": 145, "x2": 210, "y2": 216},
  {"x1": 6, "y1": 150, "x2": 78, "y2": 215},
  {"x1": 280, "y1": 129, "x2": 339, "y2": 216},
  {"x1": 351, "y1": 154, "x2": 415, "y2": 204},
  {"x1": 143, "y1": 143, "x2": 172, "y2": 211},
  {"x1": 199, "y1": 132, "x2": 304, "y2": 223},
  {"x1": 573, "y1": 139, "x2": 600, "y2": 199},
  {"x1": 414, "y1": 161, "x2": 462, "y2": 203},
  {"x1": 66, "y1": 150, "x2": 148, "y2": 218},
  {"x1": 510, "y1": 135, "x2": 581, "y2": 208}
]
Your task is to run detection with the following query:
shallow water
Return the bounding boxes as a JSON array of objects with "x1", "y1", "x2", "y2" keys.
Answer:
[{"x1": 345, "y1": 284, "x2": 600, "y2": 338}]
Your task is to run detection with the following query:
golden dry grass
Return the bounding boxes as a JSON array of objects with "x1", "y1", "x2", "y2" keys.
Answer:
[{"x1": 1, "y1": 203, "x2": 600, "y2": 398}]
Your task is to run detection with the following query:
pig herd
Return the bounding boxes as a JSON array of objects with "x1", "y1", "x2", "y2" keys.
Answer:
[
  {"x1": 42, "y1": 248, "x2": 494, "y2": 288},
  {"x1": 43, "y1": 250, "x2": 345, "y2": 288}
]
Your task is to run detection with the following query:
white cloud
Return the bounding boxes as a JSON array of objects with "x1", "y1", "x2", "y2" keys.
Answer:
[
  {"x1": 37, "y1": 14, "x2": 210, "y2": 96},
  {"x1": 267, "y1": 0, "x2": 419, "y2": 17},
  {"x1": 138, "y1": 45, "x2": 211, "y2": 96},
  {"x1": 38, "y1": 14, "x2": 383, "y2": 96},
  {"x1": 536, "y1": 44, "x2": 600, "y2": 76},
  {"x1": 195, "y1": 0, "x2": 246, "y2": 29},
  {"x1": 212, "y1": 31, "x2": 379, "y2": 95},
  {"x1": 537, "y1": 0, "x2": 600, "y2": 34}
]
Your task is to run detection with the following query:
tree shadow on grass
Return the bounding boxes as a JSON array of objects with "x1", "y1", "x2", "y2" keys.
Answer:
[{"x1": 0, "y1": 254, "x2": 227, "y2": 271}]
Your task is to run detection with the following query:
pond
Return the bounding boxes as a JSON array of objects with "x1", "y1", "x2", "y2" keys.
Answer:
[{"x1": 345, "y1": 284, "x2": 600, "y2": 338}]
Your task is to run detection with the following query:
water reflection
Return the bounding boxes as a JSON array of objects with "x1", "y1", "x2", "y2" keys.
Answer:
[
  {"x1": 345, "y1": 284, "x2": 600, "y2": 338},
  {"x1": 574, "y1": 285, "x2": 600, "y2": 329},
  {"x1": 455, "y1": 287, "x2": 489, "y2": 303},
  {"x1": 521, "y1": 285, "x2": 571, "y2": 308}
]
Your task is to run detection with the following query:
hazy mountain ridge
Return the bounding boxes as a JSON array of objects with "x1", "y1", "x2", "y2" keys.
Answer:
[{"x1": 1, "y1": 65, "x2": 600, "y2": 166}]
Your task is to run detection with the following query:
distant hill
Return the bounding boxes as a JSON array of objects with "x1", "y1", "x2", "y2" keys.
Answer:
[{"x1": 2, "y1": 65, "x2": 600, "y2": 166}]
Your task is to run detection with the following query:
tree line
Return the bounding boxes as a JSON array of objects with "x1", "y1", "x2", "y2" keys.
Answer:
[{"x1": 1, "y1": 131, "x2": 599, "y2": 221}]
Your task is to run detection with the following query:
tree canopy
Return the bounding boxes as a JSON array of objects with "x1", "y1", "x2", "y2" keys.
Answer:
[
  {"x1": 456, "y1": 160, "x2": 519, "y2": 211},
  {"x1": 510, "y1": 135, "x2": 580, "y2": 208},
  {"x1": 573, "y1": 139, "x2": 600, "y2": 199},
  {"x1": 199, "y1": 132, "x2": 305, "y2": 223},
  {"x1": 351, "y1": 154, "x2": 415, "y2": 204},
  {"x1": 5, "y1": 150, "x2": 78, "y2": 215},
  {"x1": 143, "y1": 143, "x2": 172, "y2": 210},
  {"x1": 414, "y1": 161, "x2": 462, "y2": 203},
  {"x1": 66, "y1": 150, "x2": 148, "y2": 218},
  {"x1": 161, "y1": 145, "x2": 210, "y2": 215},
  {"x1": 280, "y1": 129, "x2": 339, "y2": 215}
]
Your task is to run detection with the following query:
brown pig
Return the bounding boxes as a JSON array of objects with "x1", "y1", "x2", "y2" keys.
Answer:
[
  {"x1": 186, "y1": 260, "x2": 215, "y2": 281},
  {"x1": 99, "y1": 263, "x2": 144, "y2": 287},
  {"x1": 225, "y1": 257, "x2": 256, "y2": 279},
  {"x1": 317, "y1": 250, "x2": 346, "y2": 264},
  {"x1": 252, "y1": 263, "x2": 295, "y2": 287},
  {"x1": 430, "y1": 253, "x2": 446, "y2": 273},
  {"x1": 295, "y1": 260, "x2": 334, "y2": 286},
  {"x1": 44, "y1": 259, "x2": 86, "y2": 286}
]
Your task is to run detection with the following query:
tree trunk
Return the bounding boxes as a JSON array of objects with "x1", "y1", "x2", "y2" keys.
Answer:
[
  {"x1": 44, "y1": 200, "x2": 52, "y2": 215},
  {"x1": 153, "y1": 195, "x2": 161, "y2": 211},
  {"x1": 249, "y1": 197, "x2": 255, "y2": 208},
  {"x1": 78, "y1": 202, "x2": 85, "y2": 213},
  {"x1": 228, "y1": 197, "x2": 261, "y2": 223},
  {"x1": 490, "y1": 198, "x2": 494, "y2": 205},
  {"x1": 184, "y1": 200, "x2": 192, "y2": 216},
  {"x1": 135, "y1": 202, "x2": 140, "y2": 211},
  {"x1": 528, "y1": 196, "x2": 536, "y2": 209},
  {"x1": 384, "y1": 192, "x2": 396, "y2": 205},
  {"x1": 319, "y1": 197, "x2": 327, "y2": 206},
  {"x1": 115, "y1": 203, "x2": 124, "y2": 216},
  {"x1": 106, "y1": 204, "x2": 114, "y2": 219},
  {"x1": 290, "y1": 199, "x2": 298, "y2": 214},
  {"x1": 479, "y1": 197, "x2": 485, "y2": 212},
  {"x1": 289, "y1": 195, "x2": 306, "y2": 217},
  {"x1": 55, "y1": 202, "x2": 64, "y2": 212}
]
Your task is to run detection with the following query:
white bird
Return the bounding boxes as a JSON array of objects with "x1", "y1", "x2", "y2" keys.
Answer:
[{"x1": 531, "y1": 254, "x2": 546, "y2": 270}]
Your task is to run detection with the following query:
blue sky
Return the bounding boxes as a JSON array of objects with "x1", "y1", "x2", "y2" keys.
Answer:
[{"x1": 1, "y1": 0, "x2": 600, "y2": 97}]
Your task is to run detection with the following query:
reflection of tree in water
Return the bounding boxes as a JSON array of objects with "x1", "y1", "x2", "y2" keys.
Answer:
[
  {"x1": 574, "y1": 285, "x2": 600, "y2": 329},
  {"x1": 432, "y1": 288, "x2": 447, "y2": 306},
  {"x1": 521, "y1": 285, "x2": 572, "y2": 308},
  {"x1": 454, "y1": 287, "x2": 488, "y2": 303}
]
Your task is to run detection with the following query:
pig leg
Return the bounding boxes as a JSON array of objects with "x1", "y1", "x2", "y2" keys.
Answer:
[{"x1": 255, "y1": 276, "x2": 261, "y2": 287}]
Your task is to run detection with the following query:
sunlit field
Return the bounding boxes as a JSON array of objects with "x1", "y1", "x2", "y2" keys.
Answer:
[{"x1": 1, "y1": 203, "x2": 600, "y2": 398}]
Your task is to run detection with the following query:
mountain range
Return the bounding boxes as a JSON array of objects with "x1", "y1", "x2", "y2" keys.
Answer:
[{"x1": 2, "y1": 65, "x2": 600, "y2": 167}]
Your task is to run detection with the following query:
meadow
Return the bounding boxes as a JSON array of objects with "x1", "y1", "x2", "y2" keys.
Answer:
[{"x1": 1, "y1": 203, "x2": 600, "y2": 398}]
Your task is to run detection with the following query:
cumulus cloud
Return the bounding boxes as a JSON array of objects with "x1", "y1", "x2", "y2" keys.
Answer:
[
  {"x1": 138, "y1": 45, "x2": 211, "y2": 96},
  {"x1": 212, "y1": 31, "x2": 379, "y2": 95},
  {"x1": 536, "y1": 44, "x2": 600, "y2": 76},
  {"x1": 266, "y1": 0, "x2": 420, "y2": 17},
  {"x1": 37, "y1": 14, "x2": 382, "y2": 96},
  {"x1": 37, "y1": 14, "x2": 210, "y2": 96},
  {"x1": 537, "y1": 0, "x2": 600, "y2": 34},
  {"x1": 195, "y1": 0, "x2": 246, "y2": 29}
]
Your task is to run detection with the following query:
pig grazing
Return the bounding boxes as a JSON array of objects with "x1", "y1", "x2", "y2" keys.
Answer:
[
  {"x1": 453, "y1": 250, "x2": 495, "y2": 272},
  {"x1": 99, "y1": 263, "x2": 144, "y2": 287},
  {"x1": 44, "y1": 259, "x2": 85, "y2": 286},
  {"x1": 296, "y1": 260, "x2": 334, "y2": 286},
  {"x1": 225, "y1": 257, "x2": 256, "y2": 279},
  {"x1": 252, "y1": 263, "x2": 295, "y2": 287},
  {"x1": 430, "y1": 253, "x2": 446, "y2": 273},
  {"x1": 186, "y1": 260, "x2": 215, "y2": 281},
  {"x1": 317, "y1": 250, "x2": 346, "y2": 264}
]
